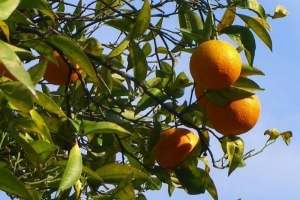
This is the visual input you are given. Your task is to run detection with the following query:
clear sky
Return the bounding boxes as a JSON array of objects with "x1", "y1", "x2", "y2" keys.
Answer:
[
  {"x1": 146, "y1": 1, "x2": 300, "y2": 199},
  {"x1": 1, "y1": 1, "x2": 298, "y2": 199}
]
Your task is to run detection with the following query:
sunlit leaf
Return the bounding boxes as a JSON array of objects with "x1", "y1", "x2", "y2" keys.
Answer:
[
  {"x1": 217, "y1": 7, "x2": 236, "y2": 33},
  {"x1": 129, "y1": 40, "x2": 148, "y2": 82},
  {"x1": 27, "y1": 60, "x2": 47, "y2": 86},
  {"x1": 178, "y1": 2, "x2": 193, "y2": 45},
  {"x1": 264, "y1": 128, "x2": 280, "y2": 142},
  {"x1": 237, "y1": 14, "x2": 272, "y2": 51},
  {"x1": 143, "y1": 17, "x2": 163, "y2": 41},
  {"x1": 273, "y1": 5, "x2": 288, "y2": 19},
  {"x1": 0, "y1": 167, "x2": 33, "y2": 200},
  {"x1": 0, "y1": 21, "x2": 9, "y2": 42},
  {"x1": 59, "y1": 142, "x2": 83, "y2": 191},
  {"x1": 0, "y1": 0, "x2": 20, "y2": 20},
  {"x1": 130, "y1": 0, "x2": 150, "y2": 39},
  {"x1": 226, "y1": 136, "x2": 244, "y2": 176},
  {"x1": 31, "y1": 140, "x2": 58, "y2": 163},
  {"x1": 46, "y1": 34, "x2": 99, "y2": 87},
  {"x1": 81, "y1": 121, "x2": 131, "y2": 136},
  {"x1": 95, "y1": 163, "x2": 149, "y2": 184},
  {"x1": 107, "y1": 37, "x2": 130, "y2": 58},
  {"x1": 280, "y1": 131, "x2": 292, "y2": 146},
  {"x1": 240, "y1": 63, "x2": 265, "y2": 77},
  {"x1": 0, "y1": 40, "x2": 35, "y2": 95},
  {"x1": 18, "y1": 0, "x2": 55, "y2": 22}
]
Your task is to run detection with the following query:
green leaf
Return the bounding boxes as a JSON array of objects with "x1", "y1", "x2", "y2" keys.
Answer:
[
  {"x1": 6, "y1": 43, "x2": 35, "y2": 61},
  {"x1": 107, "y1": 37, "x2": 130, "y2": 58},
  {"x1": 34, "y1": 91, "x2": 67, "y2": 118},
  {"x1": 230, "y1": 76, "x2": 264, "y2": 92},
  {"x1": 95, "y1": 0, "x2": 121, "y2": 16},
  {"x1": 203, "y1": 10, "x2": 213, "y2": 40},
  {"x1": 130, "y1": 0, "x2": 150, "y2": 39},
  {"x1": 178, "y1": 2, "x2": 193, "y2": 45},
  {"x1": 8, "y1": 130, "x2": 40, "y2": 166},
  {"x1": 5, "y1": 10, "x2": 33, "y2": 25},
  {"x1": 0, "y1": 167, "x2": 33, "y2": 200},
  {"x1": 226, "y1": 136, "x2": 244, "y2": 176},
  {"x1": 18, "y1": 0, "x2": 55, "y2": 22},
  {"x1": 175, "y1": 167, "x2": 218, "y2": 199},
  {"x1": 105, "y1": 18, "x2": 133, "y2": 33},
  {"x1": 0, "y1": 81, "x2": 34, "y2": 113},
  {"x1": 129, "y1": 40, "x2": 148, "y2": 82},
  {"x1": 59, "y1": 142, "x2": 83, "y2": 191},
  {"x1": 237, "y1": 14, "x2": 272, "y2": 51},
  {"x1": 135, "y1": 88, "x2": 165, "y2": 115},
  {"x1": 142, "y1": 42, "x2": 152, "y2": 57},
  {"x1": 78, "y1": 37, "x2": 104, "y2": 57},
  {"x1": 98, "y1": 66, "x2": 113, "y2": 94},
  {"x1": 280, "y1": 131, "x2": 292, "y2": 146},
  {"x1": 81, "y1": 121, "x2": 131, "y2": 136},
  {"x1": 235, "y1": 0, "x2": 266, "y2": 20},
  {"x1": 0, "y1": 21, "x2": 9, "y2": 41},
  {"x1": 264, "y1": 128, "x2": 280, "y2": 142},
  {"x1": 221, "y1": 25, "x2": 256, "y2": 66},
  {"x1": 95, "y1": 163, "x2": 149, "y2": 184},
  {"x1": 0, "y1": 40, "x2": 35, "y2": 95},
  {"x1": 240, "y1": 63, "x2": 265, "y2": 77},
  {"x1": 0, "y1": 0, "x2": 20, "y2": 20},
  {"x1": 143, "y1": 17, "x2": 163, "y2": 41},
  {"x1": 46, "y1": 34, "x2": 99, "y2": 86},
  {"x1": 111, "y1": 174, "x2": 135, "y2": 199},
  {"x1": 217, "y1": 7, "x2": 236, "y2": 33},
  {"x1": 27, "y1": 60, "x2": 47, "y2": 86},
  {"x1": 31, "y1": 140, "x2": 58, "y2": 163},
  {"x1": 273, "y1": 5, "x2": 289, "y2": 19}
]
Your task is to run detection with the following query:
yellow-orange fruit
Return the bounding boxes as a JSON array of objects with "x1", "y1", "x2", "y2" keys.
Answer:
[
  {"x1": 190, "y1": 40, "x2": 242, "y2": 89},
  {"x1": 154, "y1": 128, "x2": 199, "y2": 172},
  {"x1": 40, "y1": 51, "x2": 83, "y2": 85},
  {"x1": 207, "y1": 95, "x2": 261, "y2": 136}
]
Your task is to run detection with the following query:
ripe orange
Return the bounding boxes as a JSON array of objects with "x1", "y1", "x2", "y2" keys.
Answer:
[
  {"x1": 154, "y1": 128, "x2": 199, "y2": 172},
  {"x1": 194, "y1": 83, "x2": 208, "y2": 109},
  {"x1": 40, "y1": 51, "x2": 82, "y2": 85},
  {"x1": 189, "y1": 40, "x2": 242, "y2": 90},
  {"x1": 206, "y1": 95, "x2": 260, "y2": 136},
  {"x1": 0, "y1": 62, "x2": 17, "y2": 80}
]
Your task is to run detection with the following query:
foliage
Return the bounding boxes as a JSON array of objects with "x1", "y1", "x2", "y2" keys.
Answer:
[{"x1": 0, "y1": 0, "x2": 291, "y2": 199}]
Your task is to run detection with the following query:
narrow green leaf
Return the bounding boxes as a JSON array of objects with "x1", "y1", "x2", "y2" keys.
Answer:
[
  {"x1": 81, "y1": 121, "x2": 131, "y2": 136},
  {"x1": 226, "y1": 137, "x2": 244, "y2": 176},
  {"x1": 46, "y1": 34, "x2": 99, "y2": 86},
  {"x1": 237, "y1": 14, "x2": 272, "y2": 51},
  {"x1": 0, "y1": 0, "x2": 20, "y2": 20},
  {"x1": 105, "y1": 18, "x2": 133, "y2": 33},
  {"x1": 129, "y1": 40, "x2": 148, "y2": 82},
  {"x1": 31, "y1": 140, "x2": 58, "y2": 163},
  {"x1": 235, "y1": 0, "x2": 266, "y2": 20},
  {"x1": 135, "y1": 88, "x2": 165, "y2": 115},
  {"x1": 0, "y1": 21, "x2": 10, "y2": 41},
  {"x1": 217, "y1": 7, "x2": 236, "y2": 33},
  {"x1": 107, "y1": 37, "x2": 130, "y2": 58},
  {"x1": 221, "y1": 25, "x2": 256, "y2": 66},
  {"x1": 280, "y1": 131, "x2": 292, "y2": 146},
  {"x1": 95, "y1": 163, "x2": 149, "y2": 184},
  {"x1": 5, "y1": 10, "x2": 33, "y2": 25},
  {"x1": 0, "y1": 40, "x2": 35, "y2": 95},
  {"x1": 142, "y1": 42, "x2": 152, "y2": 57},
  {"x1": 0, "y1": 167, "x2": 33, "y2": 200},
  {"x1": 98, "y1": 66, "x2": 113, "y2": 94},
  {"x1": 18, "y1": 0, "x2": 55, "y2": 22},
  {"x1": 178, "y1": 2, "x2": 193, "y2": 45},
  {"x1": 0, "y1": 81, "x2": 34, "y2": 113},
  {"x1": 59, "y1": 142, "x2": 83, "y2": 191},
  {"x1": 143, "y1": 17, "x2": 163, "y2": 41},
  {"x1": 130, "y1": 0, "x2": 151, "y2": 39},
  {"x1": 240, "y1": 63, "x2": 265, "y2": 77},
  {"x1": 34, "y1": 91, "x2": 67, "y2": 118},
  {"x1": 27, "y1": 60, "x2": 47, "y2": 86},
  {"x1": 203, "y1": 10, "x2": 213, "y2": 40},
  {"x1": 8, "y1": 130, "x2": 40, "y2": 166}
]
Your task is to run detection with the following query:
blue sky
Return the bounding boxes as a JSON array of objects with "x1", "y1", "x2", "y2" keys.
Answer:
[{"x1": 1, "y1": 0, "x2": 298, "y2": 199}]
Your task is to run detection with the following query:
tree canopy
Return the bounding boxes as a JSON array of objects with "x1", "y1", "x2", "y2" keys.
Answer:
[{"x1": 0, "y1": 0, "x2": 291, "y2": 199}]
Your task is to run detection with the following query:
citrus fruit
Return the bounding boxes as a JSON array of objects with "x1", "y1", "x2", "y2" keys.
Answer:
[
  {"x1": 189, "y1": 40, "x2": 242, "y2": 90},
  {"x1": 206, "y1": 95, "x2": 260, "y2": 136},
  {"x1": 194, "y1": 83, "x2": 208, "y2": 109},
  {"x1": 154, "y1": 128, "x2": 199, "y2": 172},
  {"x1": 0, "y1": 62, "x2": 17, "y2": 80},
  {"x1": 40, "y1": 51, "x2": 83, "y2": 85}
]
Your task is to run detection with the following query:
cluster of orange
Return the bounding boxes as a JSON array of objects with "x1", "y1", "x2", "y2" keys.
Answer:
[
  {"x1": 0, "y1": 51, "x2": 82, "y2": 85},
  {"x1": 154, "y1": 40, "x2": 261, "y2": 172},
  {"x1": 190, "y1": 40, "x2": 261, "y2": 137}
]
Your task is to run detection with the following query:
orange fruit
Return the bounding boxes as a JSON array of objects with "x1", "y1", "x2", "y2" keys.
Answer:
[
  {"x1": 206, "y1": 95, "x2": 260, "y2": 136},
  {"x1": 0, "y1": 61, "x2": 17, "y2": 80},
  {"x1": 194, "y1": 83, "x2": 208, "y2": 109},
  {"x1": 190, "y1": 40, "x2": 242, "y2": 90},
  {"x1": 40, "y1": 51, "x2": 82, "y2": 85},
  {"x1": 154, "y1": 128, "x2": 199, "y2": 172}
]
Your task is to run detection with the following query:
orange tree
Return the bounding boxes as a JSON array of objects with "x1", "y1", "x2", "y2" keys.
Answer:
[{"x1": 0, "y1": 0, "x2": 292, "y2": 199}]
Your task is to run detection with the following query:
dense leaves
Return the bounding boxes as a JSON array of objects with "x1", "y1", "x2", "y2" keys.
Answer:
[{"x1": 0, "y1": 0, "x2": 291, "y2": 199}]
